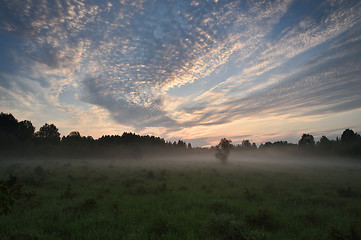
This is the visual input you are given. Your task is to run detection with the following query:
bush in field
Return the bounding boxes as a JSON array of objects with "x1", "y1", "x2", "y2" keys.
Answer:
[
  {"x1": 215, "y1": 138, "x2": 232, "y2": 164},
  {"x1": 208, "y1": 214, "x2": 247, "y2": 240},
  {"x1": 329, "y1": 223, "x2": 361, "y2": 240},
  {"x1": 34, "y1": 123, "x2": 60, "y2": 144},
  {"x1": 210, "y1": 202, "x2": 234, "y2": 215},
  {"x1": 0, "y1": 182, "x2": 15, "y2": 215},
  {"x1": 60, "y1": 184, "x2": 76, "y2": 199},
  {"x1": 245, "y1": 209, "x2": 278, "y2": 231},
  {"x1": 0, "y1": 174, "x2": 22, "y2": 215},
  {"x1": 112, "y1": 201, "x2": 121, "y2": 217},
  {"x1": 298, "y1": 134, "x2": 315, "y2": 149},
  {"x1": 337, "y1": 187, "x2": 360, "y2": 198},
  {"x1": 148, "y1": 215, "x2": 172, "y2": 236},
  {"x1": 79, "y1": 198, "x2": 97, "y2": 212},
  {"x1": 243, "y1": 188, "x2": 260, "y2": 201},
  {"x1": 154, "y1": 183, "x2": 167, "y2": 194}
]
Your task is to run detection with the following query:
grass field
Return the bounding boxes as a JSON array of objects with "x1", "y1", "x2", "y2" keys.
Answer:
[{"x1": 1, "y1": 154, "x2": 361, "y2": 239}]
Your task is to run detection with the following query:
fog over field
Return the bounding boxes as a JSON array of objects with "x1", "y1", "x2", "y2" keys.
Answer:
[
  {"x1": 2, "y1": 150, "x2": 360, "y2": 174},
  {"x1": 1, "y1": 0, "x2": 361, "y2": 238}
]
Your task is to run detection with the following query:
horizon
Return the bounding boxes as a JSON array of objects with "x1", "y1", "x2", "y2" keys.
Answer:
[
  {"x1": 1, "y1": 0, "x2": 361, "y2": 147},
  {"x1": 2, "y1": 111, "x2": 358, "y2": 149}
]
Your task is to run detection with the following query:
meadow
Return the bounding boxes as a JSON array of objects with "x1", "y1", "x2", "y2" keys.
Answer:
[{"x1": 1, "y1": 153, "x2": 361, "y2": 240}]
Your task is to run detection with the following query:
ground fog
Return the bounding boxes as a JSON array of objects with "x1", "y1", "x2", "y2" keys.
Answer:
[{"x1": 1, "y1": 153, "x2": 361, "y2": 239}]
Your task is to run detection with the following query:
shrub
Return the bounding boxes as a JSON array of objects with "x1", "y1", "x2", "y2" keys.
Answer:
[
  {"x1": 178, "y1": 185, "x2": 188, "y2": 191},
  {"x1": 243, "y1": 188, "x2": 262, "y2": 201},
  {"x1": 0, "y1": 181, "x2": 15, "y2": 215},
  {"x1": 112, "y1": 201, "x2": 121, "y2": 217},
  {"x1": 210, "y1": 202, "x2": 234, "y2": 215},
  {"x1": 215, "y1": 138, "x2": 232, "y2": 164},
  {"x1": 60, "y1": 184, "x2": 76, "y2": 199},
  {"x1": 337, "y1": 187, "x2": 360, "y2": 198},
  {"x1": 146, "y1": 170, "x2": 154, "y2": 179},
  {"x1": 329, "y1": 223, "x2": 361, "y2": 240},
  {"x1": 154, "y1": 183, "x2": 167, "y2": 194},
  {"x1": 208, "y1": 214, "x2": 247, "y2": 240},
  {"x1": 0, "y1": 174, "x2": 23, "y2": 215},
  {"x1": 79, "y1": 198, "x2": 97, "y2": 212},
  {"x1": 245, "y1": 209, "x2": 278, "y2": 231},
  {"x1": 33, "y1": 166, "x2": 46, "y2": 177},
  {"x1": 135, "y1": 185, "x2": 147, "y2": 195},
  {"x1": 148, "y1": 215, "x2": 171, "y2": 236}
]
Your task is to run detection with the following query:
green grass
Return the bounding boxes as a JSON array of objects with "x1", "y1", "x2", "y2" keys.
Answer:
[{"x1": 0, "y1": 156, "x2": 361, "y2": 239}]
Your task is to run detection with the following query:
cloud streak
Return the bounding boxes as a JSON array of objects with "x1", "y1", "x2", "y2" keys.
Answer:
[{"x1": 1, "y1": 0, "x2": 361, "y2": 144}]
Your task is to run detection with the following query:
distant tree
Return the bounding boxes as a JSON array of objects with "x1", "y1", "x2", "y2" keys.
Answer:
[
  {"x1": 62, "y1": 131, "x2": 82, "y2": 144},
  {"x1": 85, "y1": 136, "x2": 94, "y2": 142},
  {"x1": 215, "y1": 138, "x2": 232, "y2": 164},
  {"x1": 341, "y1": 129, "x2": 360, "y2": 144},
  {"x1": 242, "y1": 140, "x2": 252, "y2": 149},
  {"x1": 340, "y1": 129, "x2": 361, "y2": 156},
  {"x1": 317, "y1": 136, "x2": 332, "y2": 148},
  {"x1": 187, "y1": 143, "x2": 192, "y2": 149},
  {"x1": 17, "y1": 120, "x2": 35, "y2": 142},
  {"x1": 0, "y1": 112, "x2": 18, "y2": 136},
  {"x1": 177, "y1": 140, "x2": 187, "y2": 148},
  {"x1": 251, "y1": 143, "x2": 257, "y2": 150},
  {"x1": 298, "y1": 134, "x2": 315, "y2": 148},
  {"x1": 68, "y1": 131, "x2": 81, "y2": 138},
  {"x1": 259, "y1": 141, "x2": 296, "y2": 150},
  {"x1": 318, "y1": 136, "x2": 330, "y2": 145},
  {"x1": 259, "y1": 142, "x2": 273, "y2": 149},
  {"x1": 35, "y1": 123, "x2": 60, "y2": 144},
  {"x1": 316, "y1": 135, "x2": 336, "y2": 154},
  {"x1": 0, "y1": 113, "x2": 20, "y2": 150}
]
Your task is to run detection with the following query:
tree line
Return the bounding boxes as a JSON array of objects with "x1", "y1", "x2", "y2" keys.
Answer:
[
  {"x1": 213, "y1": 130, "x2": 361, "y2": 163},
  {"x1": 1, "y1": 112, "x2": 360, "y2": 159},
  {"x1": 0, "y1": 112, "x2": 192, "y2": 159}
]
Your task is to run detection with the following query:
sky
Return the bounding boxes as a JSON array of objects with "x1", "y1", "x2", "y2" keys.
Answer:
[{"x1": 1, "y1": 0, "x2": 361, "y2": 147}]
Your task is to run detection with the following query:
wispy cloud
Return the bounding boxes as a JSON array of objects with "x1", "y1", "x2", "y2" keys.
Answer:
[{"x1": 0, "y1": 0, "x2": 361, "y2": 145}]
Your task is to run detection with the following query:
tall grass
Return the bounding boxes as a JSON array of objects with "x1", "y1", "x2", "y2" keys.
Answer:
[{"x1": 0, "y1": 158, "x2": 360, "y2": 239}]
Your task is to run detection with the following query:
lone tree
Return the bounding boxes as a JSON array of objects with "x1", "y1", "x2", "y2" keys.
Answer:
[
  {"x1": 298, "y1": 133, "x2": 315, "y2": 149},
  {"x1": 34, "y1": 123, "x2": 60, "y2": 144},
  {"x1": 341, "y1": 129, "x2": 360, "y2": 144},
  {"x1": 215, "y1": 138, "x2": 232, "y2": 164}
]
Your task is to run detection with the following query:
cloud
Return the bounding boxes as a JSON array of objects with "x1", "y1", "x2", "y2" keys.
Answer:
[
  {"x1": 173, "y1": 1, "x2": 361, "y2": 127},
  {"x1": 0, "y1": 0, "x2": 361, "y2": 142}
]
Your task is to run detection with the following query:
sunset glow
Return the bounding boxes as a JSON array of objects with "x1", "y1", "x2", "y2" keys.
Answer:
[{"x1": 1, "y1": 0, "x2": 361, "y2": 146}]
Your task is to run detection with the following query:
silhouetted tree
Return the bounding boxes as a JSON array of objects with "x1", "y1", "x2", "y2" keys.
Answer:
[
  {"x1": 316, "y1": 135, "x2": 336, "y2": 154},
  {"x1": 251, "y1": 142, "x2": 257, "y2": 150},
  {"x1": 177, "y1": 140, "x2": 187, "y2": 148},
  {"x1": 35, "y1": 123, "x2": 60, "y2": 144},
  {"x1": 17, "y1": 120, "x2": 35, "y2": 142},
  {"x1": 69, "y1": 131, "x2": 81, "y2": 138},
  {"x1": 318, "y1": 136, "x2": 331, "y2": 145},
  {"x1": 259, "y1": 142, "x2": 273, "y2": 149},
  {"x1": 242, "y1": 140, "x2": 252, "y2": 149},
  {"x1": 0, "y1": 113, "x2": 19, "y2": 144},
  {"x1": 298, "y1": 134, "x2": 315, "y2": 149},
  {"x1": 341, "y1": 129, "x2": 360, "y2": 144},
  {"x1": 62, "y1": 131, "x2": 83, "y2": 144},
  {"x1": 259, "y1": 141, "x2": 296, "y2": 151},
  {"x1": 0, "y1": 113, "x2": 36, "y2": 149},
  {"x1": 0, "y1": 113, "x2": 20, "y2": 150},
  {"x1": 0, "y1": 113, "x2": 18, "y2": 135},
  {"x1": 215, "y1": 138, "x2": 232, "y2": 164},
  {"x1": 340, "y1": 129, "x2": 361, "y2": 156}
]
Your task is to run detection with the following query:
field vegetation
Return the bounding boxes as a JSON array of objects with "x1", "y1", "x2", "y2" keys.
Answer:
[
  {"x1": 1, "y1": 112, "x2": 361, "y2": 239},
  {"x1": 1, "y1": 154, "x2": 361, "y2": 240}
]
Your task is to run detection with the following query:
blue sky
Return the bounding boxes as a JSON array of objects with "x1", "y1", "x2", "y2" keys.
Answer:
[{"x1": 1, "y1": 0, "x2": 361, "y2": 147}]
